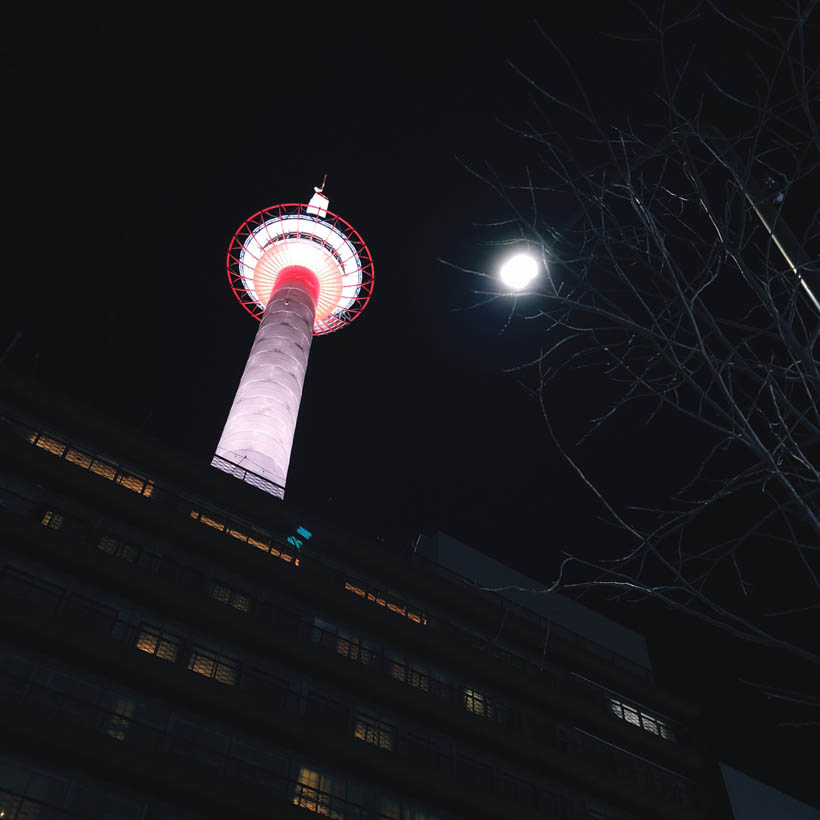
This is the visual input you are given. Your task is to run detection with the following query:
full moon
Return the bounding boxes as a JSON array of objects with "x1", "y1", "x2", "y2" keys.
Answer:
[{"x1": 499, "y1": 253, "x2": 539, "y2": 290}]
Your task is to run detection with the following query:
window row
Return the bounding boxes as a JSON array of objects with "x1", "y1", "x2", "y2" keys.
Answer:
[
  {"x1": 188, "y1": 508, "x2": 300, "y2": 567},
  {"x1": 313, "y1": 618, "x2": 501, "y2": 723},
  {"x1": 608, "y1": 698, "x2": 675, "y2": 741},
  {"x1": 309, "y1": 616, "x2": 692, "y2": 806},
  {"x1": 20, "y1": 422, "x2": 300, "y2": 572},
  {"x1": 28, "y1": 432, "x2": 154, "y2": 497},
  {"x1": 343, "y1": 580, "x2": 428, "y2": 626}
]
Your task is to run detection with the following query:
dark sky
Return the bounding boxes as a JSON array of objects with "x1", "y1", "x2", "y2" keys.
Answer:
[{"x1": 4, "y1": 3, "x2": 818, "y2": 811}]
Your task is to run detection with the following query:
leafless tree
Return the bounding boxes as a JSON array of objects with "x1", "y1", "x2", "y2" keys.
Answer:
[{"x1": 458, "y1": 2, "x2": 820, "y2": 719}]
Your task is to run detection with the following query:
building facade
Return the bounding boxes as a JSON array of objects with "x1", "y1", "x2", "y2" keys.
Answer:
[{"x1": 0, "y1": 370, "x2": 731, "y2": 820}]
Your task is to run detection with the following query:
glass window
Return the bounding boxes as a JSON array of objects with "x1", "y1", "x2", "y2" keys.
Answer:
[
  {"x1": 116, "y1": 471, "x2": 154, "y2": 497},
  {"x1": 208, "y1": 581, "x2": 252, "y2": 613},
  {"x1": 344, "y1": 581, "x2": 366, "y2": 597},
  {"x1": 65, "y1": 448, "x2": 92, "y2": 468},
  {"x1": 189, "y1": 508, "x2": 298, "y2": 565},
  {"x1": 32, "y1": 433, "x2": 67, "y2": 457},
  {"x1": 293, "y1": 767, "x2": 346, "y2": 819},
  {"x1": 623, "y1": 704, "x2": 640, "y2": 727},
  {"x1": 659, "y1": 721, "x2": 676, "y2": 741},
  {"x1": 464, "y1": 687, "x2": 496, "y2": 719},
  {"x1": 136, "y1": 626, "x2": 181, "y2": 662},
  {"x1": 40, "y1": 510, "x2": 64, "y2": 530},
  {"x1": 353, "y1": 713, "x2": 394, "y2": 751},
  {"x1": 97, "y1": 534, "x2": 140, "y2": 563},
  {"x1": 90, "y1": 458, "x2": 117, "y2": 481},
  {"x1": 187, "y1": 647, "x2": 239, "y2": 686},
  {"x1": 209, "y1": 583, "x2": 232, "y2": 605},
  {"x1": 389, "y1": 659, "x2": 431, "y2": 692},
  {"x1": 335, "y1": 632, "x2": 374, "y2": 665},
  {"x1": 608, "y1": 696, "x2": 675, "y2": 741},
  {"x1": 344, "y1": 578, "x2": 428, "y2": 626}
]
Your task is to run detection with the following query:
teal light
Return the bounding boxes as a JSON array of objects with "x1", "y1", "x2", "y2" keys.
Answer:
[{"x1": 287, "y1": 525, "x2": 313, "y2": 550}]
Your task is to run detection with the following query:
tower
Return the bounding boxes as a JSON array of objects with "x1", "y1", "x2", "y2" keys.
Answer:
[{"x1": 212, "y1": 185, "x2": 374, "y2": 498}]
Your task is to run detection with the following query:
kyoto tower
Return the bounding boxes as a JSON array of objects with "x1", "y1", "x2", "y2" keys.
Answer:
[{"x1": 212, "y1": 183, "x2": 374, "y2": 498}]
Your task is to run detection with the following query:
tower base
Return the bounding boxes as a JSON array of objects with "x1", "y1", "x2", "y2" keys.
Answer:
[{"x1": 210, "y1": 454, "x2": 285, "y2": 499}]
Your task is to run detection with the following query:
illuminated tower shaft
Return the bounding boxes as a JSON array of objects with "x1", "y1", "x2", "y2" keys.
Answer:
[
  {"x1": 212, "y1": 189, "x2": 374, "y2": 499},
  {"x1": 213, "y1": 267, "x2": 319, "y2": 496}
]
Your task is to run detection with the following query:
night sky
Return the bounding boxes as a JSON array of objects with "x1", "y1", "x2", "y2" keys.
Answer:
[{"x1": 4, "y1": 3, "x2": 818, "y2": 810}]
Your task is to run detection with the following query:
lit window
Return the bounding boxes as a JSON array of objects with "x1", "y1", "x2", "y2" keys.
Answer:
[
  {"x1": 189, "y1": 508, "x2": 298, "y2": 566},
  {"x1": 199, "y1": 513, "x2": 225, "y2": 531},
  {"x1": 116, "y1": 472, "x2": 154, "y2": 497},
  {"x1": 464, "y1": 687, "x2": 496, "y2": 720},
  {"x1": 90, "y1": 458, "x2": 117, "y2": 481},
  {"x1": 658, "y1": 721, "x2": 675, "y2": 741},
  {"x1": 232, "y1": 591, "x2": 252, "y2": 612},
  {"x1": 65, "y1": 447, "x2": 92, "y2": 468},
  {"x1": 335, "y1": 634, "x2": 373, "y2": 665},
  {"x1": 210, "y1": 583, "x2": 232, "y2": 605},
  {"x1": 623, "y1": 704, "x2": 640, "y2": 727},
  {"x1": 208, "y1": 581, "x2": 251, "y2": 613},
  {"x1": 40, "y1": 510, "x2": 64, "y2": 531},
  {"x1": 188, "y1": 647, "x2": 239, "y2": 686},
  {"x1": 293, "y1": 768, "x2": 345, "y2": 819},
  {"x1": 390, "y1": 660, "x2": 430, "y2": 692},
  {"x1": 29, "y1": 431, "x2": 155, "y2": 497},
  {"x1": 387, "y1": 601, "x2": 406, "y2": 616},
  {"x1": 608, "y1": 697, "x2": 676, "y2": 741},
  {"x1": 136, "y1": 626, "x2": 180, "y2": 662},
  {"x1": 353, "y1": 713, "x2": 394, "y2": 751},
  {"x1": 97, "y1": 534, "x2": 139, "y2": 563},
  {"x1": 344, "y1": 578, "x2": 428, "y2": 626},
  {"x1": 344, "y1": 581, "x2": 366, "y2": 597},
  {"x1": 32, "y1": 433, "x2": 67, "y2": 456}
]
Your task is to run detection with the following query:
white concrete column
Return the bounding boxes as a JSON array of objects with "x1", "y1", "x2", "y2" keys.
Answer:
[{"x1": 212, "y1": 265, "x2": 319, "y2": 497}]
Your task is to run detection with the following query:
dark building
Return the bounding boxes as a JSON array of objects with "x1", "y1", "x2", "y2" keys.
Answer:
[{"x1": 0, "y1": 369, "x2": 731, "y2": 820}]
